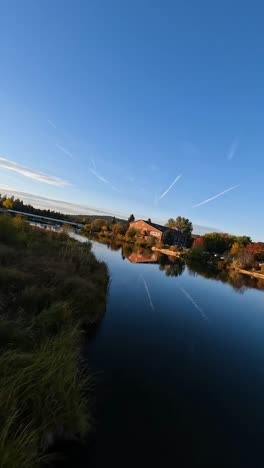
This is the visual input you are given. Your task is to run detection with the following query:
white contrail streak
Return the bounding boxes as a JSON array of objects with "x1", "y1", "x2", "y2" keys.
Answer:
[
  {"x1": 91, "y1": 158, "x2": 96, "y2": 170},
  {"x1": 141, "y1": 275, "x2": 155, "y2": 311},
  {"x1": 179, "y1": 287, "x2": 208, "y2": 321},
  {"x1": 48, "y1": 119, "x2": 56, "y2": 129},
  {"x1": 227, "y1": 138, "x2": 239, "y2": 160},
  {"x1": 56, "y1": 144, "x2": 74, "y2": 159},
  {"x1": 158, "y1": 174, "x2": 182, "y2": 200},
  {"x1": 193, "y1": 185, "x2": 239, "y2": 207},
  {"x1": 90, "y1": 168, "x2": 120, "y2": 193}
]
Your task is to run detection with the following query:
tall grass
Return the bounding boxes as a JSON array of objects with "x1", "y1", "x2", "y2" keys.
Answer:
[{"x1": 0, "y1": 214, "x2": 108, "y2": 466}]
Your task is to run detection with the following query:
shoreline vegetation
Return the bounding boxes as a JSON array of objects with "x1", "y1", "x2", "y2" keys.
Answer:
[
  {"x1": 0, "y1": 214, "x2": 109, "y2": 468},
  {"x1": 1, "y1": 196, "x2": 263, "y2": 278},
  {"x1": 82, "y1": 214, "x2": 264, "y2": 281}
]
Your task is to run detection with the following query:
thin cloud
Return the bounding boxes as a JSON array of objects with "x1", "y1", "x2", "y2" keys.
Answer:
[
  {"x1": 90, "y1": 168, "x2": 120, "y2": 193},
  {"x1": 158, "y1": 174, "x2": 182, "y2": 200},
  {"x1": 48, "y1": 119, "x2": 57, "y2": 129},
  {"x1": 56, "y1": 144, "x2": 74, "y2": 159},
  {"x1": 0, "y1": 157, "x2": 70, "y2": 187},
  {"x1": 227, "y1": 138, "x2": 239, "y2": 160},
  {"x1": 193, "y1": 185, "x2": 239, "y2": 208},
  {"x1": 141, "y1": 275, "x2": 155, "y2": 311}
]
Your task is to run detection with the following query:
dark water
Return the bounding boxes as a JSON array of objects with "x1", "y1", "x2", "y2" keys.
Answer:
[{"x1": 68, "y1": 237, "x2": 264, "y2": 467}]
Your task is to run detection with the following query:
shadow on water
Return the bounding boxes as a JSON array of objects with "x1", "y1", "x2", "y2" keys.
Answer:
[{"x1": 56, "y1": 235, "x2": 264, "y2": 468}]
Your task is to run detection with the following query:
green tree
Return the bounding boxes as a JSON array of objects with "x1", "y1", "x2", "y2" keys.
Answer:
[
  {"x1": 147, "y1": 218, "x2": 152, "y2": 224},
  {"x1": 166, "y1": 218, "x2": 175, "y2": 228},
  {"x1": 166, "y1": 216, "x2": 193, "y2": 242},
  {"x1": 236, "y1": 236, "x2": 252, "y2": 247},
  {"x1": 128, "y1": 214, "x2": 135, "y2": 223},
  {"x1": 203, "y1": 232, "x2": 229, "y2": 253},
  {"x1": 162, "y1": 229, "x2": 173, "y2": 245}
]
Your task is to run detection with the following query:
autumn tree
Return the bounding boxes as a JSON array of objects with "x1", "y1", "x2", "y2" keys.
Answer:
[
  {"x1": 126, "y1": 227, "x2": 137, "y2": 239},
  {"x1": 92, "y1": 218, "x2": 105, "y2": 230},
  {"x1": 192, "y1": 236, "x2": 206, "y2": 250},
  {"x1": 230, "y1": 242, "x2": 243, "y2": 258},
  {"x1": 2, "y1": 197, "x2": 14, "y2": 209},
  {"x1": 112, "y1": 223, "x2": 126, "y2": 236}
]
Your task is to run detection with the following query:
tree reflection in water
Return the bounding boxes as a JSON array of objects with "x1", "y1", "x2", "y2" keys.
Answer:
[{"x1": 86, "y1": 235, "x2": 264, "y2": 293}]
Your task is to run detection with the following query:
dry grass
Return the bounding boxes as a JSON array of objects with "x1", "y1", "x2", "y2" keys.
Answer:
[{"x1": 0, "y1": 214, "x2": 108, "y2": 466}]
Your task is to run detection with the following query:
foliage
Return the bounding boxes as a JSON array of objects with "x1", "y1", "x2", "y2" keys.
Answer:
[
  {"x1": 2, "y1": 197, "x2": 14, "y2": 209},
  {"x1": 128, "y1": 214, "x2": 135, "y2": 223},
  {"x1": 230, "y1": 242, "x2": 243, "y2": 258},
  {"x1": 0, "y1": 214, "x2": 108, "y2": 466},
  {"x1": 166, "y1": 216, "x2": 193, "y2": 244},
  {"x1": 0, "y1": 195, "x2": 69, "y2": 222},
  {"x1": 192, "y1": 236, "x2": 206, "y2": 250},
  {"x1": 204, "y1": 232, "x2": 252, "y2": 254},
  {"x1": 112, "y1": 222, "x2": 127, "y2": 236},
  {"x1": 126, "y1": 227, "x2": 137, "y2": 239},
  {"x1": 189, "y1": 236, "x2": 207, "y2": 259},
  {"x1": 162, "y1": 229, "x2": 173, "y2": 245},
  {"x1": 167, "y1": 216, "x2": 193, "y2": 234},
  {"x1": 91, "y1": 218, "x2": 106, "y2": 230}
]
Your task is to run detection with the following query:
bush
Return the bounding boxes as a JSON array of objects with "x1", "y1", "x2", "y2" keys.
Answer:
[{"x1": 126, "y1": 228, "x2": 137, "y2": 239}]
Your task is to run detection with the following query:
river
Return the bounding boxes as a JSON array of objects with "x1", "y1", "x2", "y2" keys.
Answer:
[{"x1": 67, "y1": 236, "x2": 264, "y2": 467}]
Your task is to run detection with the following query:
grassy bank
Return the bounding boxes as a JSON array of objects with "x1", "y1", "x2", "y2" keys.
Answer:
[{"x1": 0, "y1": 214, "x2": 109, "y2": 467}]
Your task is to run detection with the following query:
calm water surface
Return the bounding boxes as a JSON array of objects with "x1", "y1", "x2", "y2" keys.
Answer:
[{"x1": 73, "y1": 237, "x2": 264, "y2": 467}]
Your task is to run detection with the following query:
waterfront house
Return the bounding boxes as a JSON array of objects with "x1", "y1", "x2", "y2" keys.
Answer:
[{"x1": 129, "y1": 219, "x2": 186, "y2": 246}]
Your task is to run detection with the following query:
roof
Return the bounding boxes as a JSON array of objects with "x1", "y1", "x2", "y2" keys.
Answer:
[
  {"x1": 144, "y1": 220, "x2": 169, "y2": 233},
  {"x1": 132, "y1": 219, "x2": 184, "y2": 236}
]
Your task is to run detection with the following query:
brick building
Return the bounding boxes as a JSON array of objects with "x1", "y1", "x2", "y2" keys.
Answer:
[{"x1": 129, "y1": 219, "x2": 186, "y2": 246}]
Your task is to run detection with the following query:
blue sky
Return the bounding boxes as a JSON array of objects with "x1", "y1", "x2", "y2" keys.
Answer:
[{"x1": 0, "y1": 1, "x2": 263, "y2": 240}]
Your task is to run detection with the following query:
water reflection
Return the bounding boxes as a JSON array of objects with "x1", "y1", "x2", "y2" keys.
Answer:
[
  {"x1": 186, "y1": 260, "x2": 264, "y2": 293},
  {"x1": 87, "y1": 235, "x2": 264, "y2": 293}
]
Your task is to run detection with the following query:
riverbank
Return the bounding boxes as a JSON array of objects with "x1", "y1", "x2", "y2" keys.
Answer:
[
  {"x1": 152, "y1": 246, "x2": 182, "y2": 257},
  {"x1": 233, "y1": 268, "x2": 264, "y2": 279},
  {"x1": 0, "y1": 214, "x2": 109, "y2": 468}
]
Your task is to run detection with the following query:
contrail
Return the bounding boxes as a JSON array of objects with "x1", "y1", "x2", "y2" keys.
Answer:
[
  {"x1": 158, "y1": 174, "x2": 182, "y2": 200},
  {"x1": 90, "y1": 168, "x2": 120, "y2": 193},
  {"x1": 193, "y1": 185, "x2": 239, "y2": 207},
  {"x1": 48, "y1": 119, "x2": 56, "y2": 129},
  {"x1": 227, "y1": 138, "x2": 239, "y2": 160},
  {"x1": 56, "y1": 144, "x2": 74, "y2": 159},
  {"x1": 141, "y1": 275, "x2": 155, "y2": 311},
  {"x1": 179, "y1": 287, "x2": 208, "y2": 321},
  {"x1": 91, "y1": 158, "x2": 96, "y2": 170}
]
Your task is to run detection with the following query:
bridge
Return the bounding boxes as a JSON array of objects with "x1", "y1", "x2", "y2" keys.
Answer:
[{"x1": 0, "y1": 208, "x2": 84, "y2": 229}]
